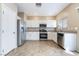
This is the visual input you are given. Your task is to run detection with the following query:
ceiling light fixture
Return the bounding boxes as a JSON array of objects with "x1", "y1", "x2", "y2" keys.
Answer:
[{"x1": 36, "y1": 3, "x2": 42, "y2": 7}]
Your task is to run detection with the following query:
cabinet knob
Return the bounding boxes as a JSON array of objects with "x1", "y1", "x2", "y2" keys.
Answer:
[
  {"x1": 2, "y1": 30, "x2": 4, "y2": 33},
  {"x1": 13, "y1": 32, "x2": 15, "y2": 34}
]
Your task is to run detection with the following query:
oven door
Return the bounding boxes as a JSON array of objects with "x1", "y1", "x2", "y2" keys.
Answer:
[{"x1": 40, "y1": 33, "x2": 47, "y2": 40}]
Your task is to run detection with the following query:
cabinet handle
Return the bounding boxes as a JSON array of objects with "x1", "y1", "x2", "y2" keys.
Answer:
[
  {"x1": 13, "y1": 32, "x2": 15, "y2": 34},
  {"x1": 2, "y1": 30, "x2": 4, "y2": 33},
  {"x1": 3, "y1": 10, "x2": 4, "y2": 14}
]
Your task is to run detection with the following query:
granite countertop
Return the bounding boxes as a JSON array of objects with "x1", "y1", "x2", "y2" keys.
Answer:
[
  {"x1": 56, "y1": 29, "x2": 77, "y2": 33},
  {"x1": 26, "y1": 27, "x2": 57, "y2": 32},
  {"x1": 57, "y1": 30, "x2": 77, "y2": 33},
  {"x1": 26, "y1": 27, "x2": 77, "y2": 33}
]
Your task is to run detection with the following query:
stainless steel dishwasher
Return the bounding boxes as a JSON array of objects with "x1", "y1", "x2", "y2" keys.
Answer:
[{"x1": 57, "y1": 33, "x2": 64, "y2": 48}]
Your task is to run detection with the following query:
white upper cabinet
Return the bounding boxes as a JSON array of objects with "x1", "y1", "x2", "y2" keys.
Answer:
[
  {"x1": 57, "y1": 17, "x2": 68, "y2": 29},
  {"x1": 26, "y1": 20, "x2": 56, "y2": 28},
  {"x1": 47, "y1": 20, "x2": 56, "y2": 27},
  {"x1": 26, "y1": 20, "x2": 39, "y2": 27}
]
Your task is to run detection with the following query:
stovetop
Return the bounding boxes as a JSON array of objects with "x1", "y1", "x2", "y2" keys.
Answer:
[{"x1": 39, "y1": 29, "x2": 47, "y2": 32}]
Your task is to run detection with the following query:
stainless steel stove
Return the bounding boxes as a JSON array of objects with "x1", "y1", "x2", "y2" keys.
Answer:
[{"x1": 39, "y1": 24, "x2": 47, "y2": 40}]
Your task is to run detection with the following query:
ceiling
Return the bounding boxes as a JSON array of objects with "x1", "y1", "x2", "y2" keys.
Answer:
[{"x1": 17, "y1": 3, "x2": 70, "y2": 16}]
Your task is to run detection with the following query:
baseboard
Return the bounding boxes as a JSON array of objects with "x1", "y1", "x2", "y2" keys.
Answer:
[{"x1": 5, "y1": 48, "x2": 16, "y2": 56}]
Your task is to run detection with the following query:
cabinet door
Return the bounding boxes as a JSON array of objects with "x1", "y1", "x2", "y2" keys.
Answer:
[
  {"x1": 1, "y1": 4, "x2": 17, "y2": 55},
  {"x1": 52, "y1": 32, "x2": 57, "y2": 43},
  {"x1": 47, "y1": 20, "x2": 56, "y2": 27},
  {"x1": 48, "y1": 32, "x2": 53, "y2": 40},
  {"x1": 48, "y1": 32, "x2": 57, "y2": 43},
  {"x1": 64, "y1": 33, "x2": 76, "y2": 51},
  {"x1": 26, "y1": 20, "x2": 39, "y2": 27},
  {"x1": 26, "y1": 32, "x2": 39, "y2": 40},
  {"x1": 77, "y1": 30, "x2": 79, "y2": 52}
]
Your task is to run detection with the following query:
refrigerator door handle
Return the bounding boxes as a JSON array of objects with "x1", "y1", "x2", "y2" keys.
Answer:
[{"x1": 13, "y1": 32, "x2": 15, "y2": 34}]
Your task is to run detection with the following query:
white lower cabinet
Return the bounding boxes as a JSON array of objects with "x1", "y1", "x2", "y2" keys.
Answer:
[
  {"x1": 26, "y1": 32, "x2": 39, "y2": 40},
  {"x1": 48, "y1": 32, "x2": 57, "y2": 43},
  {"x1": 77, "y1": 30, "x2": 79, "y2": 52},
  {"x1": 64, "y1": 33, "x2": 76, "y2": 51},
  {"x1": 53, "y1": 32, "x2": 57, "y2": 43},
  {"x1": 48, "y1": 32, "x2": 53, "y2": 40}
]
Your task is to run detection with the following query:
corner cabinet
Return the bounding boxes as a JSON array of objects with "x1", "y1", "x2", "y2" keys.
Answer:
[
  {"x1": 48, "y1": 32, "x2": 57, "y2": 43},
  {"x1": 52, "y1": 32, "x2": 57, "y2": 43},
  {"x1": 0, "y1": 4, "x2": 17, "y2": 55}
]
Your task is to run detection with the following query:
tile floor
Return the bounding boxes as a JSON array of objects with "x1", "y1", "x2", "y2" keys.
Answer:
[{"x1": 7, "y1": 40, "x2": 79, "y2": 56}]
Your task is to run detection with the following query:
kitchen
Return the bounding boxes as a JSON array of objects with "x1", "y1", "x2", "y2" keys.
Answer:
[{"x1": 0, "y1": 3, "x2": 79, "y2": 56}]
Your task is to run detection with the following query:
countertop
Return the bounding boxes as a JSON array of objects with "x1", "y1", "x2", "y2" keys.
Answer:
[
  {"x1": 57, "y1": 30, "x2": 77, "y2": 33},
  {"x1": 26, "y1": 27, "x2": 77, "y2": 33},
  {"x1": 26, "y1": 27, "x2": 57, "y2": 32}
]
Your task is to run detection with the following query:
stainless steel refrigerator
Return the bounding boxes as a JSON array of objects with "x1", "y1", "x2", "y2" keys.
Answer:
[{"x1": 17, "y1": 20, "x2": 26, "y2": 47}]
